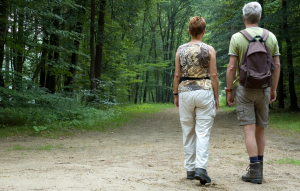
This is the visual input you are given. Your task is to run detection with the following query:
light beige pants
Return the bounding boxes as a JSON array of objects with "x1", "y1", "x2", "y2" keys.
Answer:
[{"x1": 179, "y1": 90, "x2": 216, "y2": 171}]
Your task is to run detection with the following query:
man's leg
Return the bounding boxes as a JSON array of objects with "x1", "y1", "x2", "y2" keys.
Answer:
[
  {"x1": 242, "y1": 123, "x2": 262, "y2": 184},
  {"x1": 256, "y1": 126, "x2": 265, "y2": 176},
  {"x1": 244, "y1": 124, "x2": 258, "y2": 157},
  {"x1": 256, "y1": 126, "x2": 265, "y2": 157}
]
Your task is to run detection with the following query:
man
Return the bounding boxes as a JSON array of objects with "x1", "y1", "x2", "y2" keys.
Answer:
[{"x1": 226, "y1": 2, "x2": 280, "y2": 184}]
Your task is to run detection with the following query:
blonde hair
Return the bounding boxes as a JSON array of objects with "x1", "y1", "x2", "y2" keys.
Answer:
[
  {"x1": 243, "y1": 2, "x2": 262, "y2": 24},
  {"x1": 189, "y1": 16, "x2": 206, "y2": 36}
]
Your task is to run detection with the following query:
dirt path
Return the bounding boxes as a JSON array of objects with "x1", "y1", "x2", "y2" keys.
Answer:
[{"x1": 0, "y1": 108, "x2": 300, "y2": 191}]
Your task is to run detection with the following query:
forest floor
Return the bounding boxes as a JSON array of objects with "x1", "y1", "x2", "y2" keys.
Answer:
[{"x1": 0, "y1": 108, "x2": 300, "y2": 191}]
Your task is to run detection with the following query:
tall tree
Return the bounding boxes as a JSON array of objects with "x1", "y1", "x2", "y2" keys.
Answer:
[
  {"x1": 64, "y1": 1, "x2": 86, "y2": 92},
  {"x1": 95, "y1": 0, "x2": 107, "y2": 84},
  {"x1": 45, "y1": 7, "x2": 60, "y2": 94},
  {"x1": 282, "y1": 0, "x2": 298, "y2": 109},
  {"x1": 0, "y1": 0, "x2": 7, "y2": 87},
  {"x1": 90, "y1": 0, "x2": 96, "y2": 90}
]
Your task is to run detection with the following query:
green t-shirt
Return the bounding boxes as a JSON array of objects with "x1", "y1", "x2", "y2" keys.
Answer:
[{"x1": 228, "y1": 27, "x2": 280, "y2": 86}]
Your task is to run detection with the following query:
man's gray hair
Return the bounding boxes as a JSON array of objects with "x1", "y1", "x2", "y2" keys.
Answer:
[{"x1": 243, "y1": 2, "x2": 262, "y2": 24}]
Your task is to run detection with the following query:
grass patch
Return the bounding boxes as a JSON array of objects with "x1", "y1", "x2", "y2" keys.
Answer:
[
  {"x1": 269, "y1": 110, "x2": 300, "y2": 132},
  {"x1": 11, "y1": 145, "x2": 33, "y2": 151},
  {"x1": 266, "y1": 158, "x2": 300, "y2": 166},
  {"x1": 277, "y1": 158, "x2": 300, "y2": 165},
  {"x1": 37, "y1": 144, "x2": 61, "y2": 150},
  {"x1": 219, "y1": 95, "x2": 236, "y2": 112},
  {"x1": 219, "y1": 106, "x2": 236, "y2": 112},
  {"x1": 0, "y1": 103, "x2": 173, "y2": 138},
  {"x1": 9, "y1": 144, "x2": 62, "y2": 151}
]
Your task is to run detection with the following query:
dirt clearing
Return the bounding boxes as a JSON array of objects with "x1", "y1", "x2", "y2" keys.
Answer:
[{"x1": 0, "y1": 108, "x2": 300, "y2": 191}]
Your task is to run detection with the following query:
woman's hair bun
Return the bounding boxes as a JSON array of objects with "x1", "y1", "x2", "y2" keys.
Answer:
[{"x1": 189, "y1": 16, "x2": 206, "y2": 37}]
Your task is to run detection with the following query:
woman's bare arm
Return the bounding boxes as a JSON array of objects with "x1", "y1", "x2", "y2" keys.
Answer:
[
  {"x1": 174, "y1": 48, "x2": 181, "y2": 108},
  {"x1": 209, "y1": 46, "x2": 219, "y2": 109}
]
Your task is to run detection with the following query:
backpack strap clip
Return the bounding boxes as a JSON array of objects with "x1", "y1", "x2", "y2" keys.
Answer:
[
  {"x1": 240, "y1": 29, "x2": 269, "y2": 43},
  {"x1": 250, "y1": 36, "x2": 265, "y2": 43}
]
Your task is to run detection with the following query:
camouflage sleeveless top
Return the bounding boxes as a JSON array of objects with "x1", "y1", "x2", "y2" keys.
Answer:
[{"x1": 178, "y1": 42, "x2": 212, "y2": 93}]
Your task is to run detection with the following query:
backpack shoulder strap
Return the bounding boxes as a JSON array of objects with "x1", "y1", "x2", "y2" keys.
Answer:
[
  {"x1": 240, "y1": 30, "x2": 253, "y2": 42},
  {"x1": 261, "y1": 29, "x2": 269, "y2": 42}
]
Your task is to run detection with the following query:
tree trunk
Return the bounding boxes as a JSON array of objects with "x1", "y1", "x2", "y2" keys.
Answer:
[
  {"x1": 45, "y1": 7, "x2": 60, "y2": 94},
  {"x1": 155, "y1": 70, "x2": 160, "y2": 102},
  {"x1": 258, "y1": 0, "x2": 264, "y2": 28},
  {"x1": 95, "y1": 0, "x2": 107, "y2": 84},
  {"x1": 0, "y1": 0, "x2": 7, "y2": 87},
  {"x1": 282, "y1": 0, "x2": 298, "y2": 109},
  {"x1": 45, "y1": 46, "x2": 53, "y2": 91},
  {"x1": 65, "y1": 1, "x2": 85, "y2": 92},
  {"x1": 32, "y1": 31, "x2": 48, "y2": 87},
  {"x1": 143, "y1": 71, "x2": 149, "y2": 103},
  {"x1": 90, "y1": 0, "x2": 96, "y2": 90},
  {"x1": 277, "y1": 40, "x2": 284, "y2": 108},
  {"x1": 15, "y1": 11, "x2": 24, "y2": 89},
  {"x1": 5, "y1": 46, "x2": 9, "y2": 85},
  {"x1": 65, "y1": 21, "x2": 83, "y2": 92},
  {"x1": 11, "y1": 11, "x2": 16, "y2": 89},
  {"x1": 134, "y1": 75, "x2": 139, "y2": 104}
]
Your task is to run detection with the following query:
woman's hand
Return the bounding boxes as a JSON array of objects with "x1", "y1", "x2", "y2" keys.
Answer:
[
  {"x1": 215, "y1": 98, "x2": 219, "y2": 110},
  {"x1": 174, "y1": 95, "x2": 179, "y2": 109}
]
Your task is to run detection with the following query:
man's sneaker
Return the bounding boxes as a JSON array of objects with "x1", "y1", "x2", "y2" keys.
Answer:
[
  {"x1": 187, "y1": 171, "x2": 195, "y2": 180},
  {"x1": 194, "y1": 168, "x2": 211, "y2": 185},
  {"x1": 242, "y1": 162, "x2": 262, "y2": 184}
]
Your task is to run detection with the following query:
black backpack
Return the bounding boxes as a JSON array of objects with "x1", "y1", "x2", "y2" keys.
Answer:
[{"x1": 239, "y1": 29, "x2": 274, "y2": 89}]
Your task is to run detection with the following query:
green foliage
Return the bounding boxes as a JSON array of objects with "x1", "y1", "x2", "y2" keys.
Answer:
[
  {"x1": 219, "y1": 92, "x2": 236, "y2": 112},
  {"x1": 8, "y1": 144, "x2": 62, "y2": 151},
  {"x1": 277, "y1": 158, "x2": 300, "y2": 166},
  {"x1": 33, "y1": 126, "x2": 47, "y2": 132},
  {"x1": 269, "y1": 110, "x2": 300, "y2": 132},
  {"x1": 266, "y1": 158, "x2": 300, "y2": 166},
  {"x1": 1, "y1": 0, "x2": 300, "y2": 135},
  {"x1": 0, "y1": 103, "x2": 173, "y2": 138},
  {"x1": 37, "y1": 144, "x2": 60, "y2": 150}
]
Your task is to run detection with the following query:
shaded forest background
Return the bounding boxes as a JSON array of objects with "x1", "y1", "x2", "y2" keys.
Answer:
[{"x1": 0, "y1": 0, "x2": 299, "y2": 128}]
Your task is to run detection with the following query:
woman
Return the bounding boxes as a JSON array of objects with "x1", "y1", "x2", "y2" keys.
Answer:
[{"x1": 173, "y1": 16, "x2": 219, "y2": 185}]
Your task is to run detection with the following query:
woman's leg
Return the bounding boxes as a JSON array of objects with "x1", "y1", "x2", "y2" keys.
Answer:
[
  {"x1": 194, "y1": 90, "x2": 216, "y2": 169},
  {"x1": 179, "y1": 92, "x2": 196, "y2": 171}
]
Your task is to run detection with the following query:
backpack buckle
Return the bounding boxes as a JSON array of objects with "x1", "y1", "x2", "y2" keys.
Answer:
[{"x1": 250, "y1": 36, "x2": 265, "y2": 43}]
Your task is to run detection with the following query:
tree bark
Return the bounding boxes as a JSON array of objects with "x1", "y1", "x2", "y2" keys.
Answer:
[
  {"x1": 258, "y1": 0, "x2": 264, "y2": 28},
  {"x1": 64, "y1": 21, "x2": 82, "y2": 92},
  {"x1": 11, "y1": 12, "x2": 17, "y2": 89},
  {"x1": 5, "y1": 46, "x2": 9, "y2": 84},
  {"x1": 277, "y1": 40, "x2": 284, "y2": 108},
  {"x1": 282, "y1": 0, "x2": 298, "y2": 109},
  {"x1": 143, "y1": 71, "x2": 149, "y2": 103},
  {"x1": 0, "y1": 0, "x2": 7, "y2": 87},
  {"x1": 64, "y1": 1, "x2": 86, "y2": 92},
  {"x1": 95, "y1": 0, "x2": 107, "y2": 84},
  {"x1": 134, "y1": 75, "x2": 139, "y2": 104},
  {"x1": 31, "y1": 30, "x2": 48, "y2": 87},
  {"x1": 90, "y1": 0, "x2": 96, "y2": 90},
  {"x1": 15, "y1": 10, "x2": 24, "y2": 89},
  {"x1": 45, "y1": 7, "x2": 60, "y2": 94}
]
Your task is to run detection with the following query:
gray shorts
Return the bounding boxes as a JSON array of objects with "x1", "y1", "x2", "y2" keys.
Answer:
[{"x1": 235, "y1": 86, "x2": 270, "y2": 127}]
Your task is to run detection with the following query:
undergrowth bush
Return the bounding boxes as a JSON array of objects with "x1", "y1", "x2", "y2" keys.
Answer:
[
  {"x1": 0, "y1": 79, "x2": 173, "y2": 137},
  {"x1": 269, "y1": 110, "x2": 300, "y2": 132}
]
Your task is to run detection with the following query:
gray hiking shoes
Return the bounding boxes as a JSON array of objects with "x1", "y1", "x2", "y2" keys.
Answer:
[
  {"x1": 194, "y1": 168, "x2": 211, "y2": 185},
  {"x1": 242, "y1": 162, "x2": 262, "y2": 184},
  {"x1": 186, "y1": 171, "x2": 195, "y2": 180}
]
